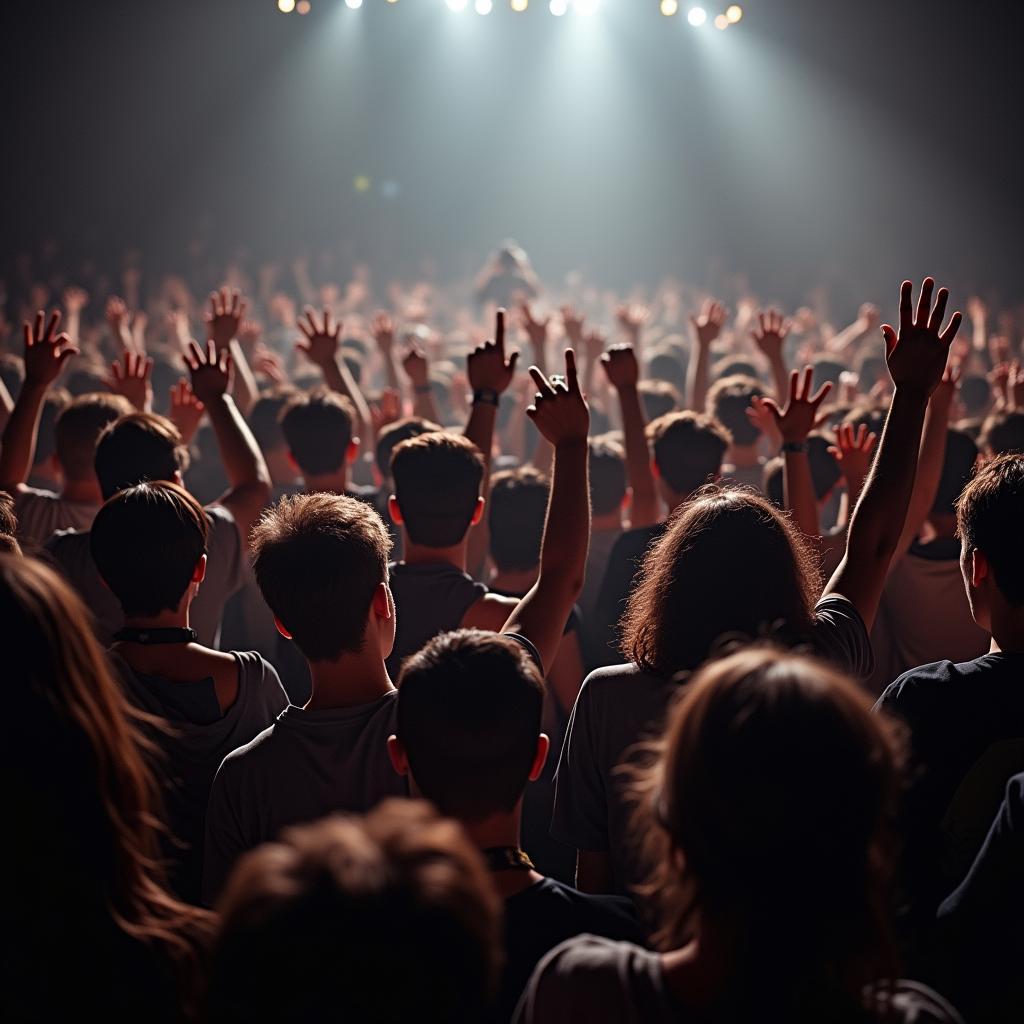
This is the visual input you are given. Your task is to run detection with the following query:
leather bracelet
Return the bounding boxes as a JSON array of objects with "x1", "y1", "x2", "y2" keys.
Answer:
[
  {"x1": 780, "y1": 441, "x2": 808, "y2": 454},
  {"x1": 413, "y1": 384, "x2": 433, "y2": 395},
  {"x1": 472, "y1": 388, "x2": 500, "y2": 407}
]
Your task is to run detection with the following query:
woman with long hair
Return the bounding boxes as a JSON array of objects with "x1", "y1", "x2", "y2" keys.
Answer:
[
  {"x1": 2, "y1": 554, "x2": 213, "y2": 1020},
  {"x1": 519, "y1": 648, "x2": 962, "y2": 1023}
]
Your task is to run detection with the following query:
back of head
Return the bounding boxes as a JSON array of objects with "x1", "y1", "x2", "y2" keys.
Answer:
[
  {"x1": 33, "y1": 387, "x2": 71, "y2": 469},
  {"x1": 91, "y1": 482, "x2": 209, "y2": 617},
  {"x1": 55, "y1": 393, "x2": 134, "y2": 483},
  {"x1": 94, "y1": 413, "x2": 188, "y2": 499},
  {"x1": 638, "y1": 380, "x2": 679, "y2": 422},
  {"x1": 251, "y1": 492, "x2": 392, "y2": 661},
  {"x1": 248, "y1": 387, "x2": 298, "y2": 455},
  {"x1": 646, "y1": 348, "x2": 688, "y2": 395},
  {"x1": 488, "y1": 467, "x2": 549, "y2": 573},
  {"x1": 712, "y1": 357, "x2": 761, "y2": 383},
  {"x1": 811, "y1": 356, "x2": 845, "y2": 391},
  {"x1": 589, "y1": 436, "x2": 627, "y2": 517},
  {"x1": 933, "y1": 428, "x2": 979, "y2": 517},
  {"x1": 707, "y1": 375, "x2": 764, "y2": 448},
  {"x1": 622, "y1": 487, "x2": 818, "y2": 675},
  {"x1": 398, "y1": 630, "x2": 544, "y2": 820},
  {"x1": 960, "y1": 374, "x2": 990, "y2": 417},
  {"x1": 375, "y1": 416, "x2": 441, "y2": 480},
  {"x1": 637, "y1": 647, "x2": 903, "y2": 1013},
  {"x1": 980, "y1": 410, "x2": 1024, "y2": 457},
  {"x1": 957, "y1": 453, "x2": 1024, "y2": 606},
  {"x1": 648, "y1": 412, "x2": 731, "y2": 498},
  {"x1": 807, "y1": 433, "x2": 841, "y2": 500},
  {"x1": 391, "y1": 431, "x2": 484, "y2": 548},
  {"x1": 207, "y1": 800, "x2": 501, "y2": 1024},
  {"x1": 280, "y1": 389, "x2": 355, "y2": 477}
]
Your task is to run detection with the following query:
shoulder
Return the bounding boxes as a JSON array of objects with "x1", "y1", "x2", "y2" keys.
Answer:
[
  {"x1": 880, "y1": 980, "x2": 965, "y2": 1024},
  {"x1": 877, "y1": 660, "x2": 959, "y2": 714},
  {"x1": 533, "y1": 879, "x2": 642, "y2": 939},
  {"x1": 463, "y1": 591, "x2": 519, "y2": 631},
  {"x1": 205, "y1": 504, "x2": 238, "y2": 535},
  {"x1": 811, "y1": 593, "x2": 874, "y2": 677},
  {"x1": 44, "y1": 527, "x2": 89, "y2": 561},
  {"x1": 579, "y1": 663, "x2": 659, "y2": 703},
  {"x1": 230, "y1": 650, "x2": 282, "y2": 682},
  {"x1": 215, "y1": 720, "x2": 280, "y2": 780}
]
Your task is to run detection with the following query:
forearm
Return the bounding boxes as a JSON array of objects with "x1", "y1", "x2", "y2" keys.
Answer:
[
  {"x1": 893, "y1": 396, "x2": 949, "y2": 556},
  {"x1": 767, "y1": 353, "x2": 789, "y2": 405},
  {"x1": 228, "y1": 340, "x2": 259, "y2": 418},
  {"x1": 205, "y1": 395, "x2": 270, "y2": 491},
  {"x1": 320, "y1": 356, "x2": 372, "y2": 442},
  {"x1": 826, "y1": 319, "x2": 867, "y2": 353},
  {"x1": 411, "y1": 385, "x2": 440, "y2": 424},
  {"x1": 538, "y1": 440, "x2": 590, "y2": 591},
  {"x1": 0, "y1": 376, "x2": 13, "y2": 432},
  {"x1": 616, "y1": 385, "x2": 658, "y2": 528},
  {"x1": 783, "y1": 451, "x2": 820, "y2": 539},
  {"x1": 0, "y1": 381, "x2": 47, "y2": 487},
  {"x1": 382, "y1": 351, "x2": 401, "y2": 393},
  {"x1": 688, "y1": 344, "x2": 711, "y2": 412}
]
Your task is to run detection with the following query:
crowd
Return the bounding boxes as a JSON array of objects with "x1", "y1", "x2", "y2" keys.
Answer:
[{"x1": 2, "y1": 242, "x2": 1022, "y2": 1022}]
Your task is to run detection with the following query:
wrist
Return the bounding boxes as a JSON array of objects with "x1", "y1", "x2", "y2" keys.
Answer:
[
  {"x1": 471, "y1": 388, "x2": 500, "y2": 407},
  {"x1": 21, "y1": 377, "x2": 51, "y2": 395},
  {"x1": 413, "y1": 382, "x2": 432, "y2": 394},
  {"x1": 891, "y1": 384, "x2": 932, "y2": 406},
  {"x1": 553, "y1": 437, "x2": 588, "y2": 453},
  {"x1": 780, "y1": 440, "x2": 808, "y2": 454}
]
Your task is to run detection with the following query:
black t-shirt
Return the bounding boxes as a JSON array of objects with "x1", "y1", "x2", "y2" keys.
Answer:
[
  {"x1": 875, "y1": 653, "x2": 1024, "y2": 923},
  {"x1": 498, "y1": 877, "x2": 643, "y2": 1023}
]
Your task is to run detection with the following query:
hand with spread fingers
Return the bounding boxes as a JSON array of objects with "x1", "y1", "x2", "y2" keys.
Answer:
[
  {"x1": 527, "y1": 350, "x2": 589, "y2": 447},
  {"x1": 185, "y1": 338, "x2": 233, "y2": 405},
  {"x1": 295, "y1": 305, "x2": 341, "y2": 368},
  {"x1": 750, "y1": 308, "x2": 790, "y2": 361},
  {"x1": 689, "y1": 299, "x2": 728, "y2": 349},
  {"x1": 22, "y1": 310, "x2": 78, "y2": 386},
  {"x1": 828, "y1": 423, "x2": 878, "y2": 492},
  {"x1": 106, "y1": 350, "x2": 153, "y2": 412},
  {"x1": 762, "y1": 366, "x2": 833, "y2": 444},
  {"x1": 169, "y1": 379, "x2": 205, "y2": 445},
  {"x1": 205, "y1": 287, "x2": 246, "y2": 353}
]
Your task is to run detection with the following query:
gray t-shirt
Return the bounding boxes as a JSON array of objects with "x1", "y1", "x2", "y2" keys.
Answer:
[
  {"x1": 14, "y1": 486, "x2": 99, "y2": 549},
  {"x1": 44, "y1": 504, "x2": 245, "y2": 647},
  {"x1": 552, "y1": 595, "x2": 874, "y2": 895},
  {"x1": 202, "y1": 689, "x2": 407, "y2": 905},
  {"x1": 514, "y1": 936, "x2": 963, "y2": 1024}
]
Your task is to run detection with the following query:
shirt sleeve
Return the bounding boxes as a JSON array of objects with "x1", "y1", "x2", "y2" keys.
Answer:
[
  {"x1": 811, "y1": 593, "x2": 875, "y2": 679},
  {"x1": 202, "y1": 754, "x2": 248, "y2": 908},
  {"x1": 205, "y1": 505, "x2": 246, "y2": 599}
]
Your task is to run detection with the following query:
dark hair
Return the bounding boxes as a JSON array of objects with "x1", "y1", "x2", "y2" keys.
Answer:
[
  {"x1": 647, "y1": 412, "x2": 731, "y2": 498},
  {"x1": 707, "y1": 375, "x2": 765, "y2": 448},
  {"x1": 55, "y1": 393, "x2": 134, "y2": 482},
  {"x1": 589, "y1": 437, "x2": 627, "y2": 517},
  {"x1": 248, "y1": 387, "x2": 298, "y2": 453},
  {"x1": 933, "y1": 428, "x2": 978, "y2": 516},
  {"x1": 638, "y1": 380, "x2": 679, "y2": 422},
  {"x1": 842, "y1": 403, "x2": 888, "y2": 438},
  {"x1": 980, "y1": 410, "x2": 1024, "y2": 456},
  {"x1": 280, "y1": 389, "x2": 355, "y2": 476},
  {"x1": 251, "y1": 492, "x2": 392, "y2": 661},
  {"x1": 957, "y1": 454, "x2": 1024, "y2": 606},
  {"x1": 634, "y1": 647, "x2": 903, "y2": 1020},
  {"x1": 488, "y1": 467, "x2": 549, "y2": 573},
  {"x1": 94, "y1": 413, "x2": 189, "y2": 499},
  {"x1": 0, "y1": 489, "x2": 17, "y2": 536},
  {"x1": 766, "y1": 436, "x2": 840, "y2": 506},
  {"x1": 206, "y1": 800, "x2": 501, "y2": 1024},
  {"x1": 621, "y1": 487, "x2": 819, "y2": 675},
  {"x1": 646, "y1": 348, "x2": 688, "y2": 395},
  {"x1": 391, "y1": 432, "x2": 484, "y2": 548},
  {"x1": 33, "y1": 387, "x2": 71, "y2": 468},
  {"x1": 810, "y1": 356, "x2": 845, "y2": 391},
  {"x1": 959, "y1": 375, "x2": 991, "y2": 417},
  {"x1": 375, "y1": 416, "x2": 441, "y2": 480},
  {"x1": 397, "y1": 630, "x2": 544, "y2": 820},
  {"x1": 712, "y1": 357, "x2": 761, "y2": 383},
  {"x1": 91, "y1": 482, "x2": 209, "y2": 617}
]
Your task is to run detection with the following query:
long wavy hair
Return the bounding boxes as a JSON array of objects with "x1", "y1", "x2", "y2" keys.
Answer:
[
  {"x1": 1, "y1": 556, "x2": 213, "y2": 995},
  {"x1": 620, "y1": 486, "x2": 821, "y2": 677},
  {"x1": 634, "y1": 646, "x2": 905, "y2": 1021}
]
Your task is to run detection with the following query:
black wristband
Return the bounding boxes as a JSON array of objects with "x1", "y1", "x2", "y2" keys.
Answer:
[
  {"x1": 413, "y1": 384, "x2": 433, "y2": 395},
  {"x1": 472, "y1": 388, "x2": 500, "y2": 407},
  {"x1": 781, "y1": 441, "x2": 808, "y2": 454}
]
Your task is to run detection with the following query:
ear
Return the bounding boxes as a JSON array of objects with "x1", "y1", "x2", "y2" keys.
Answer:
[
  {"x1": 371, "y1": 581, "x2": 392, "y2": 620},
  {"x1": 387, "y1": 735, "x2": 409, "y2": 777},
  {"x1": 346, "y1": 439, "x2": 360, "y2": 465},
  {"x1": 971, "y1": 549, "x2": 989, "y2": 589},
  {"x1": 192, "y1": 553, "x2": 208, "y2": 585},
  {"x1": 527, "y1": 734, "x2": 550, "y2": 783},
  {"x1": 470, "y1": 495, "x2": 485, "y2": 527},
  {"x1": 173, "y1": 469, "x2": 185, "y2": 487},
  {"x1": 388, "y1": 495, "x2": 403, "y2": 525},
  {"x1": 274, "y1": 615, "x2": 293, "y2": 640}
]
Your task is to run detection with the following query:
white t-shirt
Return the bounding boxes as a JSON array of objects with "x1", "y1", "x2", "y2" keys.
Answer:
[{"x1": 14, "y1": 486, "x2": 99, "y2": 549}]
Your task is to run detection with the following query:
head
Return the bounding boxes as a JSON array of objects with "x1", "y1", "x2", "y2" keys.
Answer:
[
  {"x1": 621, "y1": 487, "x2": 819, "y2": 675},
  {"x1": 94, "y1": 413, "x2": 189, "y2": 499},
  {"x1": 32, "y1": 387, "x2": 70, "y2": 474},
  {"x1": 765, "y1": 437, "x2": 840, "y2": 507},
  {"x1": 810, "y1": 356, "x2": 845, "y2": 392},
  {"x1": 646, "y1": 348, "x2": 688, "y2": 396},
  {"x1": 248, "y1": 387, "x2": 298, "y2": 459},
  {"x1": 0, "y1": 491, "x2": 19, "y2": 556},
  {"x1": 54, "y1": 393, "x2": 134, "y2": 485},
  {"x1": 635, "y1": 647, "x2": 903, "y2": 1010},
  {"x1": 707, "y1": 375, "x2": 765, "y2": 449},
  {"x1": 374, "y1": 416, "x2": 441, "y2": 484},
  {"x1": 206, "y1": 800, "x2": 501, "y2": 1024},
  {"x1": 390, "y1": 432, "x2": 485, "y2": 549},
  {"x1": 712, "y1": 357, "x2": 761, "y2": 383},
  {"x1": 91, "y1": 482, "x2": 208, "y2": 619},
  {"x1": 647, "y1": 412, "x2": 731, "y2": 506},
  {"x1": 488, "y1": 467, "x2": 549, "y2": 575},
  {"x1": 589, "y1": 436, "x2": 627, "y2": 520},
  {"x1": 957, "y1": 454, "x2": 1024, "y2": 633},
  {"x1": 638, "y1": 380, "x2": 680, "y2": 422},
  {"x1": 980, "y1": 410, "x2": 1024, "y2": 457},
  {"x1": 931, "y1": 428, "x2": 979, "y2": 519},
  {"x1": 251, "y1": 492, "x2": 394, "y2": 663},
  {"x1": 280, "y1": 389, "x2": 357, "y2": 480},
  {"x1": 390, "y1": 631, "x2": 547, "y2": 821},
  {"x1": 960, "y1": 375, "x2": 991, "y2": 418}
]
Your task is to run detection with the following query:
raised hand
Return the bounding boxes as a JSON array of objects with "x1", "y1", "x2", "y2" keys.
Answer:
[
  {"x1": 931, "y1": 364, "x2": 962, "y2": 418},
  {"x1": 402, "y1": 344, "x2": 429, "y2": 387},
  {"x1": 296, "y1": 305, "x2": 341, "y2": 368},
  {"x1": 1009, "y1": 361, "x2": 1024, "y2": 412},
  {"x1": 527, "y1": 350, "x2": 589, "y2": 446},
  {"x1": 185, "y1": 338, "x2": 233, "y2": 405},
  {"x1": 881, "y1": 278, "x2": 962, "y2": 398},
  {"x1": 105, "y1": 296, "x2": 133, "y2": 350},
  {"x1": 237, "y1": 319, "x2": 264, "y2": 351},
  {"x1": 560, "y1": 306, "x2": 586, "y2": 347},
  {"x1": 600, "y1": 344, "x2": 640, "y2": 391},
  {"x1": 582, "y1": 328, "x2": 606, "y2": 367},
  {"x1": 22, "y1": 310, "x2": 77, "y2": 386},
  {"x1": 467, "y1": 308, "x2": 519, "y2": 394},
  {"x1": 370, "y1": 387, "x2": 403, "y2": 435},
  {"x1": 858, "y1": 302, "x2": 880, "y2": 334},
  {"x1": 745, "y1": 393, "x2": 783, "y2": 448},
  {"x1": 518, "y1": 302, "x2": 550, "y2": 352},
  {"x1": 205, "y1": 287, "x2": 246, "y2": 352},
  {"x1": 62, "y1": 286, "x2": 90, "y2": 315},
  {"x1": 828, "y1": 423, "x2": 878, "y2": 490},
  {"x1": 615, "y1": 303, "x2": 651, "y2": 344},
  {"x1": 750, "y1": 308, "x2": 790, "y2": 360},
  {"x1": 106, "y1": 350, "x2": 153, "y2": 412},
  {"x1": 169, "y1": 379, "x2": 205, "y2": 445},
  {"x1": 762, "y1": 366, "x2": 833, "y2": 444},
  {"x1": 371, "y1": 311, "x2": 396, "y2": 355},
  {"x1": 689, "y1": 299, "x2": 728, "y2": 349},
  {"x1": 252, "y1": 344, "x2": 289, "y2": 385}
]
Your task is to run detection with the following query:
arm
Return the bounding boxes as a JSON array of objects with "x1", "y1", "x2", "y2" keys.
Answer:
[
  {"x1": 371, "y1": 311, "x2": 402, "y2": 393},
  {"x1": 601, "y1": 345, "x2": 659, "y2": 529},
  {"x1": 0, "y1": 375, "x2": 13, "y2": 433},
  {"x1": 501, "y1": 350, "x2": 590, "y2": 675},
  {"x1": 966, "y1": 296, "x2": 987, "y2": 356},
  {"x1": 185, "y1": 340, "x2": 271, "y2": 549},
  {"x1": 62, "y1": 286, "x2": 89, "y2": 351},
  {"x1": 104, "y1": 350, "x2": 153, "y2": 413},
  {"x1": 686, "y1": 299, "x2": 726, "y2": 412},
  {"x1": 402, "y1": 344, "x2": 441, "y2": 423},
  {"x1": 827, "y1": 423, "x2": 878, "y2": 531},
  {"x1": 519, "y1": 302, "x2": 550, "y2": 378},
  {"x1": 0, "y1": 311, "x2": 77, "y2": 491},
  {"x1": 825, "y1": 303, "x2": 879, "y2": 354},
  {"x1": 204, "y1": 287, "x2": 257, "y2": 417},
  {"x1": 105, "y1": 296, "x2": 134, "y2": 352},
  {"x1": 750, "y1": 308, "x2": 791, "y2": 404},
  {"x1": 823, "y1": 278, "x2": 962, "y2": 631},
  {"x1": 615, "y1": 303, "x2": 651, "y2": 362}
]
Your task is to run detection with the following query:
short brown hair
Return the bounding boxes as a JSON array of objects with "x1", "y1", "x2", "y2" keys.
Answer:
[
  {"x1": 91, "y1": 482, "x2": 209, "y2": 617},
  {"x1": 375, "y1": 416, "x2": 441, "y2": 479},
  {"x1": 488, "y1": 467, "x2": 549, "y2": 573},
  {"x1": 638, "y1": 380, "x2": 680, "y2": 422},
  {"x1": 391, "y1": 432, "x2": 484, "y2": 548},
  {"x1": 55, "y1": 393, "x2": 134, "y2": 482},
  {"x1": 251, "y1": 492, "x2": 392, "y2": 661},
  {"x1": 647, "y1": 412, "x2": 731, "y2": 498},
  {"x1": 707, "y1": 375, "x2": 765, "y2": 448},
  {"x1": 589, "y1": 436, "x2": 627, "y2": 517},
  {"x1": 94, "y1": 413, "x2": 189, "y2": 499},
  {"x1": 980, "y1": 410, "x2": 1024, "y2": 456},
  {"x1": 248, "y1": 387, "x2": 298, "y2": 454},
  {"x1": 280, "y1": 389, "x2": 355, "y2": 476},
  {"x1": 957, "y1": 453, "x2": 1024, "y2": 606}
]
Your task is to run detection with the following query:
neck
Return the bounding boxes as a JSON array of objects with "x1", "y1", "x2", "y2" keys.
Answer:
[
  {"x1": 461, "y1": 805, "x2": 542, "y2": 898},
  {"x1": 61, "y1": 478, "x2": 103, "y2": 504},
  {"x1": 988, "y1": 604, "x2": 1024, "y2": 655},
  {"x1": 665, "y1": 488, "x2": 693, "y2": 515},
  {"x1": 728, "y1": 444, "x2": 761, "y2": 469},
  {"x1": 402, "y1": 534, "x2": 468, "y2": 572},
  {"x1": 123, "y1": 607, "x2": 192, "y2": 631},
  {"x1": 267, "y1": 450, "x2": 300, "y2": 488},
  {"x1": 306, "y1": 650, "x2": 395, "y2": 710},
  {"x1": 490, "y1": 567, "x2": 538, "y2": 594},
  {"x1": 303, "y1": 469, "x2": 350, "y2": 495},
  {"x1": 592, "y1": 511, "x2": 623, "y2": 532}
]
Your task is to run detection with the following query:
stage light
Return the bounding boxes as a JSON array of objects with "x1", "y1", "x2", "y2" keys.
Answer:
[
  {"x1": 511, "y1": 0, "x2": 529, "y2": 10},
  {"x1": 726, "y1": 4, "x2": 742, "y2": 22},
  {"x1": 660, "y1": 0, "x2": 679, "y2": 15},
  {"x1": 353, "y1": 175, "x2": 372, "y2": 193},
  {"x1": 686, "y1": 6, "x2": 706, "y2": 26},
  {"x1": 574, "y1": 0, "x2": 599, "y2": 14},
  {"x1": 277, "y1": 0, "x2": 295, "y2": 12},
  {"x1": 714, "y1": 13, "x2": 728, "y2": 29},
  {"x1": 549, "y1": 0, "x2": 568, "y2": 15},
  {"x1": 344, "y1": 0, "x2": 362, "y2": 8},
  {"x1": 475, "y1": 0, "x2": 493, "y2": 11},
  {"x1": 296, "y1": 0, "x2": 311, "y2": 13}
]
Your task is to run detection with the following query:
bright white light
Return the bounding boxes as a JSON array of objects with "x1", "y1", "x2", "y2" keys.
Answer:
[
  {"x1": 475, "y1": 0, "x2": 493, "y2": 11},
  {"x1": 686, "y1": 6, "x2": 706, "y2": 26},
  {"x1": 446, "y1": 0, "x2": 468, "y2": 10},
  {"x1": 574, "y1": 0, "x2": 599, "y2": 14},
  {"x1": 660, "y1": 0, "x2": 679, "y2": 15},
  {"x1": 549, "y1": 0, "x2": 568, "y2": 14},
  {"x1": 277, "y1": 0, "x2": 295, "y2": 11},
  {"x1": 511, "y1": 0, "x2": 529, "y2": 10},
  {"x1": 726, "y1": 4, "x2": 743, "y2": 23},
  {"x1": 344, "y1": 0, "x2": 362, "y2": 8}
]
